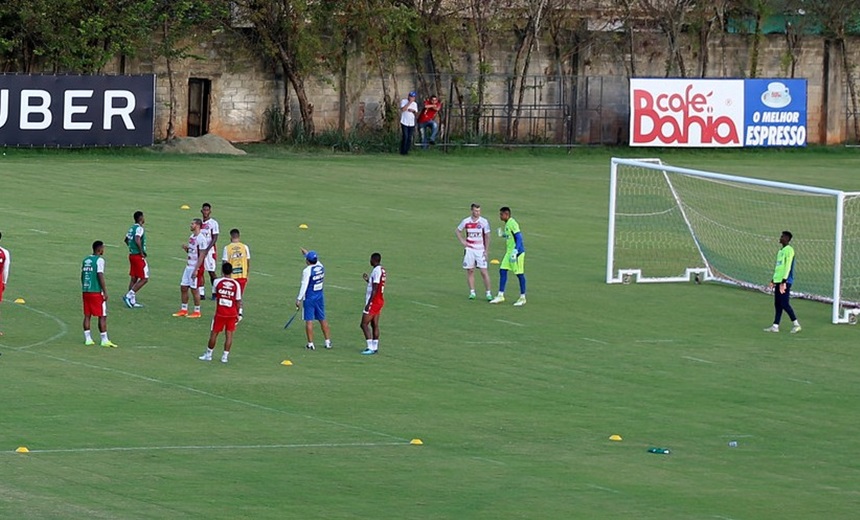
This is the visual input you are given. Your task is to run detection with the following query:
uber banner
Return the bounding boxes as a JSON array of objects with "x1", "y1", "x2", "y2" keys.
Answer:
[
  {"x1": 630, "y1": 78, "x2": 807, "y2": 148},
  {"x1": 0, "y1": 74, "x2": 155, "y2": 147}
]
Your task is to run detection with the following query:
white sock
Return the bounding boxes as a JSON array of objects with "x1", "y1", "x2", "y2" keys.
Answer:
[
  {"x1": 470, "y1": 290, "x2": 476, "y2": 295},
  {"x1": 181, "y1": 303, "x2": 188, "y2": 311},
  {"x1": 198, "y1": 287, "x2": 205, "y2": 296},
  {"x1": 372, "y1": 339, "x2": 379, "y2": 350},
  {"x1": 100, "y1": 332, "x2": 108, "y2": 342},
  {"x1": 84, "y1": 330, "x2": 93, "y2": 341},
  {"x1": 486, "y1": 291, "x2": 492, "y2": 297},
  {"x1": 325, "y1": 339, "x2": 331, "y2": 348},
  {"x1": 793, "y1": 320, "x2": 800, "y2": 326},
  {"x1": 193, "y1": 306, "x2": 201, "y2": 313},
  {"x1": 307, "y1": 342, "x2": 315, "y2": 349},
  {"x1": 221, "y1": 350, "x2": 229, "y2": 358},
  {"x1": 366, "y1": 339, "x2": 373, "y2": 350},
  {"x1": 497, "y1": 292, "x2": 504, "y2": 297},
  {"x1": 126, "y1": 290, "x2": 134, "y2": 299}
]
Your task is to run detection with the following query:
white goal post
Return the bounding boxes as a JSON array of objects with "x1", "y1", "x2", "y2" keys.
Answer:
[{"x1": 606, "y1": 157, "x2": 860, "y2": 324}]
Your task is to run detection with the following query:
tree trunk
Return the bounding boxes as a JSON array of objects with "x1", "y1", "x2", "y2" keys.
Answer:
[
  {"x1": 166, "y1": 57, "x2": 176, "y2": 141},
  {"x1": 338, "y1": 39, "x2": 348, "y2": 135},
  {"x1": 285, "y1": 68, "x2": 315, "y2": 137},
  {"x1": 840, "y1": 38, "x2": 860, "y2": 143},
  {"x1": 750, "y1": 12, "x2": 762, "y2": 78}
]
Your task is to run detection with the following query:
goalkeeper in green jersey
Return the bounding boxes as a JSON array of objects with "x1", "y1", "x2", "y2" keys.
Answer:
[
  {"x1": 489, "y1": 207, "x2": 527, "y2": 306},
  {"x1": 764, "y1": 231, "x2": 801, "y2": 334}
]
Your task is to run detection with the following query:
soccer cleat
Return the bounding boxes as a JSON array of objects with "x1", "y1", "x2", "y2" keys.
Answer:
[
  {"x1": 325, "y1": 343, "x2": 332, "y2": 350},
  {"x1": 469, "y1": 293, "x2": 476, "y2": 300},
  {"x1": 513, "y1": 296, "x2": 527, "y2": 307},
  {"x1": 790, "y1": 325, "x2": 802, "y2": 334},
  {"x1": 85, "y1": 339, "x2": 96, "y2": 346},
  {"x1": 101, "y1": 340, "x2": 118, "y2": 348},
  {"x1": 763, "y1": 325, "x2": 779, "y2": 333},
  {"x1": 237, "y1": 314, "x2": 243, "y2": 323},
  {"x1": 361, "y1": 348, "x2": 377, "y2": 355},
  {"x1": 211, "y1": 294, "x2": 217, "y2": 301},
  {"x1": 489, "y1": 295, "x2": 505, "y2": 304},
  {"x1": 198, "y1": 352, "x2": 212, "y2": 361},
  {"x1": 123, "y1": 295, "x2": 133, "y2": 308},
  {"x1": 306, "y1": 343, "x2": 315, "y2": 351},
  {"x1": 172, "y1": 309, "x2": 188, "y2": 317},
  {"x1": 132, "y1": 302, "x2": 144, "y2": 308},
  {"x1": 486, "y1": 294, "x2": 493, "y2": 301},
  {"x1": 186, "y1": 311, "x2": 202, "y2": 319},
  {"x1": 221, "y1": 353, "x2": 229, "y2": 363}
]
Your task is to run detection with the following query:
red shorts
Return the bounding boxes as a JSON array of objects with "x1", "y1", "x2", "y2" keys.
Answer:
[
  {"x1": 235, "y1": 278, "x2": 247, "y2": 292},
  {"x1": 82, "y1": 292, "x2": 106, "y2": 317},
  {"x1": 364, "y1": 299, "x2": 384, "y2": 316},
  {"x1": 129, "y1": 254, "x2": 149, "y2": 279},
  {"x1": 197, "y1": 265, "x2": 206, "y2": 287},
  {"x1": 212, "y1": 314, "x2": 238, "y2": 333},
  {"x1": 0, "y1": 280, "x2": 5, "y2": 302}
]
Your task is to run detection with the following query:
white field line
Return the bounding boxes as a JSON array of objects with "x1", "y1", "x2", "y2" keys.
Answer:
[
  {"x1": 129, "y1": 345, "x2": 164, "y2": 349},
  {"x1": 581, "y1": 337, "x2": 609, "y2": 345},
  {"x1": 385, "y1": 207, "x2": 408, "y2": 213},
  {"x1": 494, "y1": 319, "x2": 524, "y2": 327},
  {"x1": 410, "y1": 301, "x2": 439, "y2": 309},
  {"x1": 171, "y1": 256, "x2": 186, "y2": 262},
  {"x1": 0, "y1": 305, "x2": 68, "y2": 351},
  {"x1": 28, "y1": 229, "x2": 48, "y2": 234},
  {"x1": 464, "y1": 340, "x2": 512, "y2": 345},
  {"x1": 682, "y1": 356, "x2": 715, "y2": 364},
  {"x1": 636, "y1": 339, "x2": 675, "y2": 343},
  {"x1": 470, "y1": 456, "x2": 506, "y2": 465},
  {"x1": 103, "y1": 243, "x2": 119, "y2": 248},
  {"x1": 9, "y1": 441, "x2": 409, "y2": 455},
  {"x1": 329, "y1": 285, "x2": 355, "y2": 291},
  {"x1": 787, "y1": 377, "x2": 813, "y2": 384},
  {"x1": 251, "y1": 271, "x2": 273, "y2": 277},
  {"x1": 15, "y1": 349, "x2": 406, "y2": 442},
  {"x1": 586, "y1": 484, "x2": 621, "y2": 494}
]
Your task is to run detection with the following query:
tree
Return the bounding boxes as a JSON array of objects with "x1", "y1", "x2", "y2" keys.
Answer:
[
  {"x1": 634, "y1": 0, "x2": 695, "y2": 77},
  {"x1": 508, "y1": 0, "x2": 549, "y2": 141}
]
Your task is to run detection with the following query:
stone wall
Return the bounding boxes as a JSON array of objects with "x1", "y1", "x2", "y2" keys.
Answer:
[{"x1": 136, "y1": 32, "x2": 860, "y2": 145}]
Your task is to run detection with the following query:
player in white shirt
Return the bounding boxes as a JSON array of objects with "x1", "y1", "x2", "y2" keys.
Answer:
[
  {"x1": 173, "y1": 219, "x2": 209, "y2": 318},
  {"x1": 199, "y1": 202, "x2": 220, "y2": 299},
  {"x1": 455, "y1": 203, "x2": 492, "y2": 301}
]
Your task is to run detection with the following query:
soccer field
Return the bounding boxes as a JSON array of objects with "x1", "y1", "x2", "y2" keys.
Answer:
[{"x1": 2, "y1": 147, "x2": 860, "y2": 519}]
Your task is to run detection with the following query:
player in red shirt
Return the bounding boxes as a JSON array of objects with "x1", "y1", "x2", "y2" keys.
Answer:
[
  {"x1": 360, "y1": 252, "x2": 386, "y2": 355},
  {"x1": 198, "y1": 262, "x2": 243, "y2": 363},
  {"x1": 0, "y1": 231, "x2": 10, "y2": 336}
]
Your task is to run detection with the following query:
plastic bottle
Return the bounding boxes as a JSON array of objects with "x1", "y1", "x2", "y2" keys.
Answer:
[{"x1": 647, "y1": 447, "x2": 671, "y2": 454}]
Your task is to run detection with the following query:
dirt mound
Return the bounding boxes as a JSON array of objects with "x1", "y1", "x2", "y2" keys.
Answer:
[{"x1": 157, "y1": 134, "x2": 247, "y2": 155}]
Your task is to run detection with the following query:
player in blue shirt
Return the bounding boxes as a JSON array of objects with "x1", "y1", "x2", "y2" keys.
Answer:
[{"x1": 296, "y1": 248, "x2": 332, "y2": 350}]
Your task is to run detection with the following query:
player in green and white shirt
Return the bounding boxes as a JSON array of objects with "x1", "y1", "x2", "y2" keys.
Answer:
[
  {"x1": 489, "y1": 206, "x2": 527, "y2": 306},
  {"x1": 124, "y1": 211, "x2": 148, "y2": 308},
  {"x1": 82, "y1": 240, "x2": 117, "y2": 347}
]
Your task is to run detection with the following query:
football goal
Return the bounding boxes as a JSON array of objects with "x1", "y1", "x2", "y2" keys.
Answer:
[{"x1": 606, "y1": 157, "x2": 860, "y2": 324}]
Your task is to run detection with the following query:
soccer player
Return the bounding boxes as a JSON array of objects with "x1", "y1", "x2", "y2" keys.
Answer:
[
  {"x1": 81, "y1": 240, "x2": 117, "y2": 347},
  {"x1": 199, "y1": 202, "x2": 220, "y2": 299},
  {"x1": 173, "y1": 219, "x2": 208, "y2": 318},
  {"x1": 456, "y1": 203, "x2": 493, "y2": 301},
  {"x1": 489, "y1": 206, "x2": 527, "y2": 306},
  {"x1": 123, "y1": 210, "x2": 148, "y2": 308},
  {"x1": 296, "y1": 248, "x2": 331, "y2": 350},
  {"x1": 222, "y1": 228, "x2": 250, "y2": 320},
  {"x1": 360, "y1": 252, "x2": 386, "y2": 355},
  {"x1": 0, "y1": 231, "x2": 9, "y2": 337},
  {"x1": 764, "y1": 230, "x2": 801, "y2": 333},
  {"x1": 198, "y1": 262, "x2": 243, "y2": 363}
]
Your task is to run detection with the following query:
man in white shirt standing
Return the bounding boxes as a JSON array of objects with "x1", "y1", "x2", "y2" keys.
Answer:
[
  {"x1": 456, "y1": 203, "x2": 493, "y2": 301},
  {"x1": 399, "y1": 91, "x2": 419, "y2": 155},
  {"x1": 199, "y1": 202, "x2": 220, "y2": 300}
]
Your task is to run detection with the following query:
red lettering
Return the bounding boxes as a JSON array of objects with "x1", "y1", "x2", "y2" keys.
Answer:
[{"x1": 633, "y1": 85, "x2": 739, "y2": 145}]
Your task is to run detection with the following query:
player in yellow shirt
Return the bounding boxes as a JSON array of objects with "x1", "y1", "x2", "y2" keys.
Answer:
[{"x1": 222, "y1": 228, "x2": 250, "y2": 320}]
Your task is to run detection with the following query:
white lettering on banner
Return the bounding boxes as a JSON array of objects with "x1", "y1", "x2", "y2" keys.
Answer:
[
  {"x1": 20, "y1": 89, "x2": 52, "y2": 130},
  {"x1": 104, "y1": 90, "x2": 136, "y2": 130},
  {"x1": 745, "y1": 125, "x2": 807, "y2": 146},
  {"x1": 0, "y1": 89, "x2": 138, "y2": 131},
  {"x1": 759, "y1": 111, "x2": 800, "y2": 123},
  {"x1": 630, "y1": 79, "x2": 744, "y2": 147},
  {"x1": 64, "y1": 90, "x2": 94, "y2": 130}
]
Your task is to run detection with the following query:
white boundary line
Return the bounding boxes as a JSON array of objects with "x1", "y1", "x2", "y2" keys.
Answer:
[
  {"x1": 636, "y1": 339, "x2": 675, "y2": 343},
  {"x1": 251, "y1": 271, "x2": 273, "y2": 277},
  {"x1": 581, "y1": 337, "x2": 609, "y2": 345},
  {"x1": 410, "y1": 301, "x2": 438, "y2": 309},
  {"x1": 329, "y1": 285, "x2": 354, "y2": 291},
  {"x1": 8, "y1": 441, "x2": 410, "y2": 455},
  {"x1": 586, "y1": 484, "x2": 621, "y2": 494},
  {"x1": 494, "y1": 319, "x2": 524, "y2": 327},
  {"x1": 682, "y1": 356, "x2": 715, "y2": 364},
  {"x1": 28, "y1": 229, "x2": 48, "y2": 234},
  {"x1": 787, "y1": 377, "x2": 813, "y2": 384},
  {"x1": 0, "y1": 305, "x2": 68, "y2": 351}
]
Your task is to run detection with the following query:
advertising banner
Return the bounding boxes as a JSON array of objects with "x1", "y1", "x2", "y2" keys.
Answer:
[
  {"x1": 0, "y1": 74, "x2": 155, "y2": 147},
  {"x1": 630, "y1": 78, "x2": 806, "y2": 148}
]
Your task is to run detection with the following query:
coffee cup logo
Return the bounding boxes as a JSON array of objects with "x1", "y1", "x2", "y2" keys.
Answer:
[{"x1": 762, "y1": 82, "x2": 791, "y2": 108}]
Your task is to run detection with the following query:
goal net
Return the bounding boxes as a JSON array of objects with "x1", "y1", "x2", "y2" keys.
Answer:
[{"x1": 606, "y1": 157, "x2": 860, "y2": 324}]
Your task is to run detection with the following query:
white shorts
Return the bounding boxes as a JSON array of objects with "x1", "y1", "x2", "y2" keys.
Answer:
[
  {"x1": 462, "y1": 248, "x2": 488, "y2": 269},
  {"x1": 181, "y1": 266, "x2": 199, "y2": 288},
  {"x1": 203, "y1": 249, "x2": 217, "y2": 272}
]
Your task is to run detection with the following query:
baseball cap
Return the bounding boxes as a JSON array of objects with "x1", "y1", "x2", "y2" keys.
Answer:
[
  {"x1": 305, "y1": 250, "x2": 318, "y2": 262},
  {"x1": 408, "y1": 91, "x2": 417, "y2": 97}
]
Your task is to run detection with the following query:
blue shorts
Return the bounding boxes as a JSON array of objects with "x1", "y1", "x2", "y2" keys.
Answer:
[{"x1": 303, "y1": 297, "x2": 326, "y2": 321}]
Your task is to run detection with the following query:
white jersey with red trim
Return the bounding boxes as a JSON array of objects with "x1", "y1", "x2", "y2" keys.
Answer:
[
  {"x1": 365, "y1": 265, "x2": 386, "y2": 305},
  {"x1": 186, "y1": 233, "x2": 210, "y2": 267},
  {"x1": 457, "y1": 216, "x2": 490, "y2": 251}
]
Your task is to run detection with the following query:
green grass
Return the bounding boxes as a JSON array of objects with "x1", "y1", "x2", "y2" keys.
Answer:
[{"x1": 2, "y1": 146, "x2": 860, "y2": 519}]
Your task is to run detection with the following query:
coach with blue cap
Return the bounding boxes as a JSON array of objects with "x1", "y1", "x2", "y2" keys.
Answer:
[
  {"x1": 399, "y1": 90, "x2": 419, "y2": 155},
  {"x1": 296, "y1": 248, "x2": 332, "y2": 350}
]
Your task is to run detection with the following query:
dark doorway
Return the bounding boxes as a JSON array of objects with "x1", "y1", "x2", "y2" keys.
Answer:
[{"x1": 188, "y1": 78, "x2": 211, "y2": 137}]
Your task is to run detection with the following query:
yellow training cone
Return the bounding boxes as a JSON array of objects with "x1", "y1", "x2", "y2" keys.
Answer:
[
  {"x1": 410, "y1": 438, "x2": 423, "y2": 446},
  {"x1": 298, "y1": 224, "x2": 308, "y2": 229},
  {"x1": 609, "y1": 434, "x2": 622, "y2": 441},
  {"x1": 180, "y1": 204, "x2": 190, "y2": 210},
  {"x1": 490, "y1": 259, "x2": 500, "y2": 265},
  {"x1": 280, "y1": 360, "x2": 293, "y2": 366},
  {"x1": 15, "y1": 446, "x2": 29, "y2": 453},
  {"x1": 14, "y1": 298, "x2": 25, "y2": 304}
]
